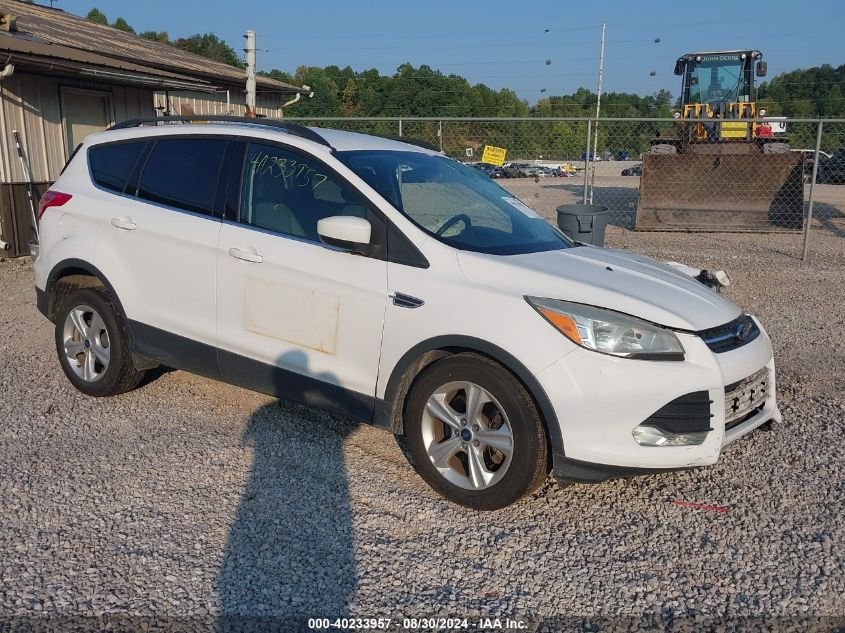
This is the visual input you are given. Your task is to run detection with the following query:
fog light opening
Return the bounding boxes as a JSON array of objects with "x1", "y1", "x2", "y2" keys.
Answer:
[
  {"x1": 632, "y1": 425, "x2": 708, "y2": 446},
  {"x1": 632, "y1": 425, "x2": 669, "y2": 446}
]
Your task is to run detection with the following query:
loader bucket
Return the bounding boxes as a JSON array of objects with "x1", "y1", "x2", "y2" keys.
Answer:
[{"x1": 636, "y1": 152, "x2": 804, "y2": 231}]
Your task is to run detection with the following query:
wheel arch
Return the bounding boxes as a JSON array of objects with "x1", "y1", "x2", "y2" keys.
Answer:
[
  {"x1": 378, "y1": 335, "x2": 565, "y2": 459},
  {"x1": 45, "y1": 259, "x2": 127, "y2": 325}
]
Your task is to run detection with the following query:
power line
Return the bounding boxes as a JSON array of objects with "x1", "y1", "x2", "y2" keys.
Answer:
[
  {"x1": 262, "y1": 36, "x2": 662, "y2": 53},
  {"x1": 256, "y1": 25, "x2": 600, "y2": 40}
]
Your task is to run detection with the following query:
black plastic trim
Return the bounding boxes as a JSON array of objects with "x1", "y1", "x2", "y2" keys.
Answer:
[
  {"x1": 553, "y1": 454, "x2": 694, "y2": 484},
  {"x1": 391, "y1": 292, "x2": 424, "y2": 309},
  {"x1": 218, "y1": 350, "x2": 377, "y2": 422},
  {"x1": 641, "y1": 390, "x2": 713, "y2": 434},
  {"x1": 45, "y1": 259, "x2": 128, "y2": 323},
  {"x1": 35, "y1": 286, "x2": 48, "y2": 318},
  {"x1": 381, "y1": 335, "x2": 565, "y2": 459},
  {"x1": 130, "y1": 321, "x2": 221, "y2": 381},
  {"x1": 627, "y1": 352, "x2": 685, "y2": 361},
  {"x1": 129, "y1": 321, "x2": 380, "y2": 423},
  {"x1": 698, "y1": 314, "x2": 760, "y2": 353}
]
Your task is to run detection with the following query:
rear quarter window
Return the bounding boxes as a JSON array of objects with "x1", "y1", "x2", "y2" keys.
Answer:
[{"x1": 88, "y1": 141, "x2": 147, "y2": 193}]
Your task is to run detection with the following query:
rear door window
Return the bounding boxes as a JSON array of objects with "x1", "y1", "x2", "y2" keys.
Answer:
[
  {"x1": 89, "y1": 141, "x2": 147, "y2": 193},
  {"x1": 138, "y1": 138, "x2": 228, "y2": 215}
]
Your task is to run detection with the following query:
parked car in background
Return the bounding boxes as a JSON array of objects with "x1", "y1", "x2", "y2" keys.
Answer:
[
  {"x1": 516, "y1": 163, "x2": 542, "y2": 178},
  {"x1": 816, "y1": 149, "x2": 845, "y2": 185},
  {"x1": 621, "y1": 164, "x2": 642, "y2": 176},
  {"x1": 500, "y1": 162, "x2": 537, "y2": 178},
  {"x1": 33, "y1": 116, "x2": 781, "y2": 510},
  {"x1": 543, "y1": 166, "x2": 574, "y2": 178},
  {"x1": 498, "y1": 163, "x2": 523, "y2": 178},
  {"x1": 471, "y1": 162, "x2": 504, "y2": 179},
  {"x1": 791, "y1": 149, "x2": 831, "y2": 183}
]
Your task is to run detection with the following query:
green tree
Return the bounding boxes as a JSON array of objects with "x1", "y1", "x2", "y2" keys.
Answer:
[
  {"x1": 174, "y1": 34, "x2": 244, "y2": 68},
  {"x1": 340, "y1": 79, "x2": 359, "y2": 116},
  {"x1": 758, "y1": 64, "x2": 845, "y2": 117},
  {"x1": 139, "y1": 31, "x2": 170, "y2": 44},
  {"x1": 85, "y1": 8, "x2": 107, "y2": 25},
  {"x1": 112, "y1": 17, "x2": 134, "y2": 33}
]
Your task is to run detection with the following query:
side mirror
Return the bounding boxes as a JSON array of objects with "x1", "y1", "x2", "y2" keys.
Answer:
[
  {"x1": 756, "y1": 61, "x2": 767, "y2": 77},
  {"x1": 673, "y1": 59, "x2": 685, "y2": 76},
  {"x1": 317, "y1": 216, "x2": 372, "y2": 254}
]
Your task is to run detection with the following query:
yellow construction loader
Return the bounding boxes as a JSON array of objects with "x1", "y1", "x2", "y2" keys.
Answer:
[{"x1": 636, "y1": 50, "x2": 804, "y2": 230}]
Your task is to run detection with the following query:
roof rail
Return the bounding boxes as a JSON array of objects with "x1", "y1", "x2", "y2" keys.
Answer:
[{"x1": 109, "y1": 115, "x2": 334, "y2": 150}]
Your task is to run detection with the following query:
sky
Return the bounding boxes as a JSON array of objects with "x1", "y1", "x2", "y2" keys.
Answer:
[{"x1": 55, "y1": 0, "x2": 844, "y2": 104}]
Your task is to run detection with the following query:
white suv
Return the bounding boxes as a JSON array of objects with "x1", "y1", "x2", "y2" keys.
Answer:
[{"x1": 34, "y1": 117, "x2": 780, "y2": 510}]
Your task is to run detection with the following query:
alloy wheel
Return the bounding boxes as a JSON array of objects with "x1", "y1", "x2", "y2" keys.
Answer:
[
  {"x1": 62, "y1": 304, "x2": 110, "y2": 383},
  {"x1": 421, "y1": 381, "x2": 514, "y2": 490}
]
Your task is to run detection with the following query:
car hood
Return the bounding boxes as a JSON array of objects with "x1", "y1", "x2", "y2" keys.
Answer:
[{"x1": 457, "y1": 245, "x2": 741, "y2": 331}]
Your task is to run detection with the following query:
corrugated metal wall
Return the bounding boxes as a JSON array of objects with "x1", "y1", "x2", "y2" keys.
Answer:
[
  {"x1": 0, "y1": 72, "x2": 294, "y2": 254},
  {"x1": 0, "y1": 72, "x2": 154, "y2": 251},
  {"x1": 0, "y1": 71, "x2": 155, "y2": 182},
  {"x1": 0, "y1": 73, "x2": 290, "y2": 184},
  {"x1": 155, "y1": 89, "x2": 285, "y2": 118}
]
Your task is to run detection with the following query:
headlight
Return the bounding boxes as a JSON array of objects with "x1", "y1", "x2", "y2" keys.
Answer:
[{"x1": 526, "y1": 297, "x2": 685, "y2": 360}]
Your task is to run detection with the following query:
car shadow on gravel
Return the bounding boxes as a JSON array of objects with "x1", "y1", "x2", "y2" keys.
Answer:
[
  {"x1": 812, "y1": 201, "x2": 845, "y2": 238},
  {"x1": 215, "y1": 351, "x2": 357, "y2": 631}
]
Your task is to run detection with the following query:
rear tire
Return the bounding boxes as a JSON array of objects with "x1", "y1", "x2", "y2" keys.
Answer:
[
  {"x1": 403, "y1": 354, "x2": 549, "y2": 511},
  {"x1": 54, "y1": 287, "x2": 145, "y2": 397}
]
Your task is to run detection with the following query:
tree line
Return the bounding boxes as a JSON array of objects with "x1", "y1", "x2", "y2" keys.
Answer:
[
  {"x1": 758, "y1": 64, "x2": 845, "y2": 118},
  {"x1": 85, "y1": 8, "x2": 244, "y2": 68},
  {"x1": 82, "y1": 8, "x2": 842, "y2": 159},
  {"x1": 84, "y1": 7, "x2": 842, "y2": 120}
]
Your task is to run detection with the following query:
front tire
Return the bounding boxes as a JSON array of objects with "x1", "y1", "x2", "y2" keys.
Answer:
[
  {"x1": 403, "y1": 354, "x2": 549, "y2": 510},
  {"x1": 54, "y1": 287, "x2": 145, "y2": 397}
]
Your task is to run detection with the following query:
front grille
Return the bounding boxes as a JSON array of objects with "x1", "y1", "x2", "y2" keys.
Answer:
[
  {"x1": 698, "y1": 314, "x2": 760, "y2": 353},
  {"x1": 642, "y1": 390, "x2": 714, "y2": 434},
  {"x1": 724, "y1": 367, "x2": 769, "y2": 430}
]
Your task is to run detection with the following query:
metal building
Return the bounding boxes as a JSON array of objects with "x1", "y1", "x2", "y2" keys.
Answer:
[{"x1": 0, "y1": 0, "x2": 308, "y2": 256}]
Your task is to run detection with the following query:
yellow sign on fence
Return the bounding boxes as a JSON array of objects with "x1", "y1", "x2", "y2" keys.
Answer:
[{"x1": 481, "y1": 145, "x2": 507, "y2": 166}]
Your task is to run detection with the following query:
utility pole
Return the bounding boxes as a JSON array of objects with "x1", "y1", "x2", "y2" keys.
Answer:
[
  {"x1": 589, "y1": 21, "x2": 606, "y2": 204},
  {"x1": 244, "y1": 29, "x2": 256, "y2": 118}
]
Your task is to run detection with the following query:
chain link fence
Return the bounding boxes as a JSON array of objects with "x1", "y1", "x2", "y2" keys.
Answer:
[{"x1": 287, "y1": 116, "x2": 845, "y2": 260}]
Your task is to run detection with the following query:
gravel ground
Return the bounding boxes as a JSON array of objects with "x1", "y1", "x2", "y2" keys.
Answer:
[{"x1": 0, "y1": 215, "x2": 843, "y2": 631}]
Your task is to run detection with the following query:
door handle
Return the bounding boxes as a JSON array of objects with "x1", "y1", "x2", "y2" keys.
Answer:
[
  {"x1": 228, "y1": 247, "x2": 263, "y2": 263},
  {"x1": 110, "y1": 217, "x2": 136, "y2": 230}
]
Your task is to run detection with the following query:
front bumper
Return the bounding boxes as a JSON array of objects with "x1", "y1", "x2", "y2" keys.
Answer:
[{"x1": 538, "y1": 316, "x2": 779, "y2": 483}]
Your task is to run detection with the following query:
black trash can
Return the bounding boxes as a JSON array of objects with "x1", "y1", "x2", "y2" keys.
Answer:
[{"x1": 556, "y1": 204, "x2": 609, "y2": 246}]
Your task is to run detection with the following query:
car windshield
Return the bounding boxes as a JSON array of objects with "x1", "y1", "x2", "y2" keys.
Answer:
[{"x1": 336, "y1": 150, "x2": 572, "y2": 255}]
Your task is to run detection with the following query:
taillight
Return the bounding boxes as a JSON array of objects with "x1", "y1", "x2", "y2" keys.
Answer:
[{"x1": 38, "y1": 190, "x2": 72, "y2": 220}]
